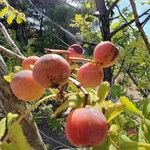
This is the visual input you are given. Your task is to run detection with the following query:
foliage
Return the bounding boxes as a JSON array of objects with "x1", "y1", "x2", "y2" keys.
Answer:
[
  {"x1": 0, "y1": 113, "x2": 33, "y2": 150},
  {"x1": 0, "y1": 0, "x2": 26, "y2": 24}
]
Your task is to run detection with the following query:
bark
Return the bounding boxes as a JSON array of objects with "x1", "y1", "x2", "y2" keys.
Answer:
[
  {"x1": 95, "y1": 0, "x2": 112, "y2": 83},
  {"x1": 0, "y1": 56, "x2": 47, "y2": 150}
]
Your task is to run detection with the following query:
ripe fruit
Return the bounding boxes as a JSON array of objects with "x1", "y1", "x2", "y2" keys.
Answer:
[
  {"x1": 65, "y1": 107, "x2": 108, "y2": 147},
  {"x1": 93, "y1": 41, "x2": 119, "y2": 68},
  {"x1": 22, "y1": 56, "x2": 39, "y2": 70},
  {"x1": 10, "y1": 70, "x2": 45, "y2": 101},
  {"x1": 67, "y1": 44, "x2": 83, "y2": 58},
  {"x1": 77, "y1": 62, "x2": 104, "y2": 88},
  {"x1": 33, "y1": 54, "x2": 70, "y2": 88}
]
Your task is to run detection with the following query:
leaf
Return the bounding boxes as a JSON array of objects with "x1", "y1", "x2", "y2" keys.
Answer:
[
  {"x1": 85, "y1": 2, "x2": 91, "y2": 9},
  {"x1": 75, "y1": 14, "x2": 83, "y2": 22},
  {"x1": 119, "y1": 96, "x2": 143, "y2": 117},
  {"x1": 97, "y1": 81, "x2": 110, "y2": 102},
  {"x1": 105, "y1": 102, "x2": 124, "y2": 123},
  {"x1": 88, "y1": 90, "x2": 99, "y2": 103},
  {"x1": 16, "y1": 13, "x2": 26, "y2": 24},
  {"x1": 53, "y1": 95, "x2": 83, "y2": 117},
  {"x1": 0, "y1": 118, "x2": 6, "y2": 139},
  {"x1": 4, "y1": 73, "x2": 15, "y2": 83},
  {"x1": 142, "y1": 98, "x2": 150, "y2": 119},
  {"x1": 7, "y1": 10, "x2": 15, "y2": 25},
  {"x1": 93, "y1": 138, "x2": 110, "y2": 150},
  {"x1": 6, "y1": 113, "x2": 18, "y2": 127},
  {"x1": 0, "y1": 6, "x2": 9, "y2": 18},
  {"x1": 119, "y1": 135, "x2": 150, "y2": 150},
  {"x1": 1, "y1": 123, "x2": 33, "y2": 150},
  {"x1": 139, "y1": 119, "x2": 150, "y2": 143}
]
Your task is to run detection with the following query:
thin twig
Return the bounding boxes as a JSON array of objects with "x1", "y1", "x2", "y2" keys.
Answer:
[
  {"x1": 108, "y1": 0, "x2": 120, "y2": 14},
  {"x1": 110, "y1": 8, "x2": 150, "y2": 37},
  {"x1": 39, "y1": 129, "x2": 75, "y2": 150},
  {"x1": 48, "y1": 32, "x2": 70, "y2": 47},
  {"x1": 116, "y1": 5, "x2": 134, "y2": 30},
  {"x1": 141, "y1": 13, "x2": 150, "y2": 27}
]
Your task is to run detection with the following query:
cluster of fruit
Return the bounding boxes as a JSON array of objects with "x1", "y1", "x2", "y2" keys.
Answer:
[{"x1": 9, "y1": 41, "x2": 119, "y2": 148}]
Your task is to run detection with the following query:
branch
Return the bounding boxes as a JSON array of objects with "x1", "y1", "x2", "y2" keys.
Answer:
[
  {"x1": 116, "y1": 5, "x2": 134, "y2": 30},
  {"x1": 108, "y1": 0, "x2": 120, "y2": 14},
  {"x1": 129, "y1": 0, "x2": 150, "y2": 55},
  {"x1": 0, "y1": 45, "x2": 25, "y2": 62},
  {"x1": 27, "y1": 0, "x2": 77, "y2": 44},
  {"x1": 126, "y1": 70, "x2": 148, "y2": 97},
  {"x1": 113, "y1": 60, "x2": 124, "y2": 80},
  {"x1": 110, "y1": 8, "x2": 150, "y2": 37},
  {"x1": 141, "y1": 13, "x2": 150, "y2": 26},
  {"x1": 0, "y1": 22, "x2": 25, "y2": 58}
]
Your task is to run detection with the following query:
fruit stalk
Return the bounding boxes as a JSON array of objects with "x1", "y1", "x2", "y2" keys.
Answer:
[{"x1": 68, "y1": 77, "x2": 88, "y2": 107}]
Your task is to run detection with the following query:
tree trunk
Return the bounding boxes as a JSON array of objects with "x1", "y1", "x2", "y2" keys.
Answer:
[
  {"x1": 95, "y1": 0, "x2": 112, "y2": 83},
  {"x1": 0, "y1": 56, "x2": 47, "y2": 150}
]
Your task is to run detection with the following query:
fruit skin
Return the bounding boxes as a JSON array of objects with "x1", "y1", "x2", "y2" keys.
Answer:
[
  {"x1": 10, "y1": 70, "x2": 45, "y2": 101},
  {"x1": 93, "y1": 41, "x2": 119, "y2": 68},
  {"x1": 22, "y1": 56, "x2": 39, "y2": 70},
  {"x1": 77, "y1": 62, "x2": 104, "y2": 88},
  {"x1": 65, "y1": 107, "x2": 108, "y2": 147},
  {"x1": 67, "y1": 44, "x2": 83, "y2": 58},
  {"x1": 33, "y1": 54, "x2": 70, "y2": 88}
]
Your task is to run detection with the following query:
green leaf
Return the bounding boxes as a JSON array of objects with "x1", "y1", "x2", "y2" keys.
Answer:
[
  {"x1": 119, "y1": 135, "x2": 150, "y2": 150},
  {"x1": 53, "y1": 95, "x2": 83, "y2": 117},
  {"x1": 119, "y1": 96, "x2": 143, "y2": 117},
  {"x1": 6, "y1": 113, "x2": 18, "y2": 127},
  {"x1": 97, "y1": 81, "x2": 110, "y2": 102},
  {"x1": 0, "y1": 6, "x2": 9, "y2": 18},
  {"x1": 88, "y1": 90, "x2": 99, "y2": 103},
  {"x1": 7, "y1": 10, "x2": 15, "y2": 25},
  {"x1": 105, "y1": 102, "x2": 124, "y2": 123},
  {"x1": 1, "y1": 123, "x2": 33, "y2": 150},
  {"x1": 142, "y1": 98, "x2": 150, "y2": 119},
  {"x1": 139, "y1": 119, "x2": 150, "y2": 143},
  {"x1": 0, "y1": 118, "x2": 6, "y2": 139},
  {"x1": 4, "y1": 73, "x2": 15, "y2": 83},
  {"x1": 93, "y1": 138, "x2": 110, "y2": 150}
]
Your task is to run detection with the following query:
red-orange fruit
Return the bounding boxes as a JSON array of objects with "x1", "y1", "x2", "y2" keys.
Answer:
[
  {"x1": 93, "y1": 41, "x2": 119, "y2": 68},
  {"x1": 77, "y1": 62, "x2": 104, "y2": 88},
  {"x1": 67, "y1": 44, "x2": 83, "y2": 58},
  {"x1": 10, "y1": 70, "x2": 45, "y2": 101},
  {"x1": 65, "y1": 107, "x2": 108, "y2": 147},
  {"x1": 22, "y1": 56, "x2": 39, "y2": 70},
  {"x1": 33, "y1": 54, "x2": 70, "y2": 88}
]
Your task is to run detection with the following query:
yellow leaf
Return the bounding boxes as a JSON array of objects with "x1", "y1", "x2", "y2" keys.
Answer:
[
  {"x1": 7, "y1": 10, "x2": 15, "y2": 25},
  {"x1": 0, "y1": 6, "x2": 9, "y2": 18},
  {"x1": 4, "y1": 73, "x2": 15, "y2": 83},
  {"x1": 105, "y1": 102, "x2": 124, "y2": 123},
  {"x1": 119, "y1": 96, "x2": 143, "y2": 117},
  {"x1": 16, "y1": 13, "x2": 26, "y2": 24},
  {"x1": 75, "y1": 14, "x2": 83, "y2": 22},
  {"x1": 85, "y1": 2, "x2": 91, "y2": 9}
]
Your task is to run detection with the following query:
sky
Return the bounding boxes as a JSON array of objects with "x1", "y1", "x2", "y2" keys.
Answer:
[
  {"x1": 67, "y1": 0, "x2": 150, "y2": 38},
  {"x1": 118, "y1": 0, "x2": 150, "y2": 37}
]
